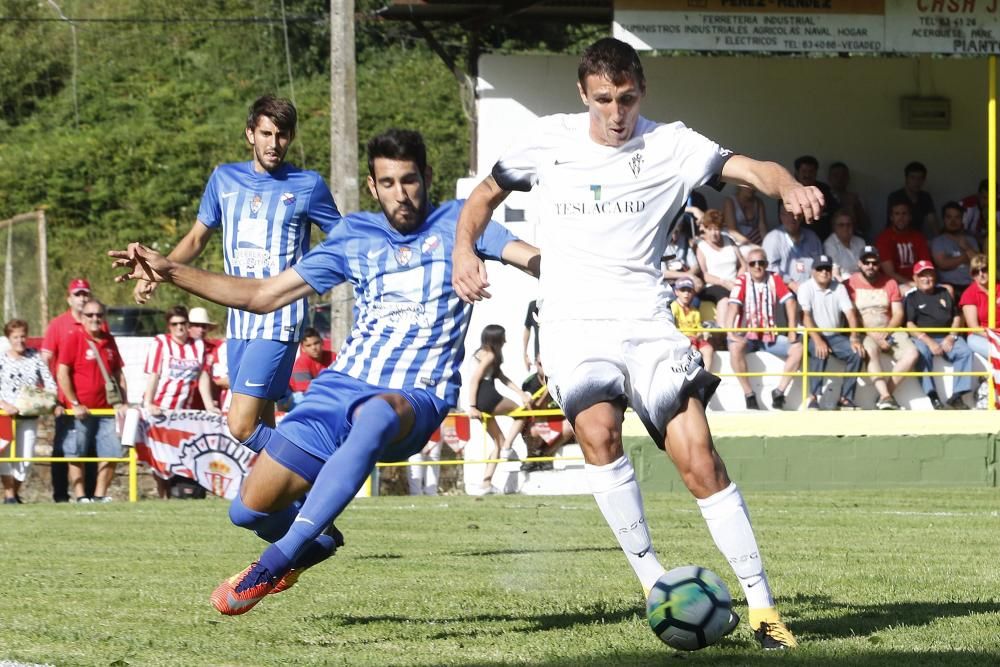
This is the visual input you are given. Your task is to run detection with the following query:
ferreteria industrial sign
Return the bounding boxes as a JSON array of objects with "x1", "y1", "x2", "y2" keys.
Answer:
[{"x1": 614, "y1": 1, "x2": 1000, "y2": 55}]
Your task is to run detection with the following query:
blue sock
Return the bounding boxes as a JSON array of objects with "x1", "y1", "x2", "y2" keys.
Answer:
[
  {"x1": 240, "y1": 423, "x2": 271, "y2": 453},
  {"x1": 229, "y1": 493, "x2": 299, "y2": 543},
  {"x1": 269, "y1": 398, "x2": 400, "y2": 565}
]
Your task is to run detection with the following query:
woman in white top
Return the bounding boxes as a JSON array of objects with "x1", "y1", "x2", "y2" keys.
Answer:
[
  {"x1": 722, "y1": 184, "x2": 769, "y2": 247},
  {"x1": 696, "y1": 209, "x2": 747, "y2": 327},
  {"x1": 0, "y1": 319, "x2": 57, "y2": 503}
]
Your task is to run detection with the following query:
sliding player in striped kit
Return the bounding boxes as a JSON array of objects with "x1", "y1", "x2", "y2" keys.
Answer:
[
  {"x1": 132, "y1": 95, "x2": 342, "y2": 448},
  {"x1": 454, "y1": 38, "x2": 823, "y2": 650},
  {"x1": 112, "y1": 129, "x2": 540, "y2": 615}
]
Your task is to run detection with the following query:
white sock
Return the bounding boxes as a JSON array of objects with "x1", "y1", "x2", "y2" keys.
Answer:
[
  {"x1": 407, "y1": 452, "x2": 424, "y2": 496},
  {"x1": 424, "y1": 443, "x2": 441, "y2": 495},
  {"x1": 586, "y1": 455, "x2": 666, "y2": 592},
  {"x1": 697, "y1": 482, "x2": 774, "y2": 609}
]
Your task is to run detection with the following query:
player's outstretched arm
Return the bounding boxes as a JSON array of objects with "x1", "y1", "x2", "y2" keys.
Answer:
[
  {"x1": 110, "y1": 242, "x2": 316, "y2": 314},
  {"x1": 132, "y1": 220, "x2": 214, "y2": 305},
  {"x1": 454, "y1": 176, "x2": 511, "y2": 303},
  {"x1": 501, "y1": 240, "x2": 541, "y2": 279},
  {"x1": 722, "y1": 155, "x2": 824, "y2": 223}
]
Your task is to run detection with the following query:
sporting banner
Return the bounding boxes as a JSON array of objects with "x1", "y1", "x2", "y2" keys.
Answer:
[
  {"x1": 130, "y1": 409, "x2": 255, "y2": 499},
  {"x1": 430, "y1": 414, "x2": 472, "y2": 454},
  {"x1": 987, "y1": 328, "x2": 1000, "y2": 409}
]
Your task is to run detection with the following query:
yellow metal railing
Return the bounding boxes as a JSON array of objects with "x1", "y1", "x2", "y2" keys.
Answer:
[{"x1": 0, "y1": 408, "x2": 139, "y2": 502}]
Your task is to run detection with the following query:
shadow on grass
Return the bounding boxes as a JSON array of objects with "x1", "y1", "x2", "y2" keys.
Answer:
[
  {"x1": 455, "y1": 546, "x2": 620, "y2": 557},
  {"x1": 518, "y1": 651, "x2": 1000, "y2": 666}
]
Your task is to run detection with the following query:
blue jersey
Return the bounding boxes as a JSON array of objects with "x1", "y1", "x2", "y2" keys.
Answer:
[
  {"x1": 293, "y1": 199, "x2": 516, "y2": 405},
  {"x1": 197, "y1": 161, "x2": 341, "y2": 342}
]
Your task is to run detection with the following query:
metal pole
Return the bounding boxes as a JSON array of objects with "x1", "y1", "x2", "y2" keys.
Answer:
[
  {"x1": 329, "y1": 0, "x2": 359, "y2": 350},
  {"x1": 989, "y1": 56, "x2": 997, "y2": 410}
]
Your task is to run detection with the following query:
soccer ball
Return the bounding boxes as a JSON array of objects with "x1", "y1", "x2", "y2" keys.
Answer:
[{"x1": 646, "y1": 565, "x2": 733, "y2": 651}]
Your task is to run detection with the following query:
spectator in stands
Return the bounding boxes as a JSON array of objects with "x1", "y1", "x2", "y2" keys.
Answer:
[
  {"x1": 56, "y1": 300, "x2": 128, "y2": 503},
  {"x1": 722, "y1": 184, "x2": 768, "y2": 247},
  {"x1": 662, "y1": 216, "x2": 704, "y2": 296},
  {"x1": 959, "y1": 253, "x2": 998, "y2": 361},
  {"x1": 887, "y1": 161, "x2": 936, "y2": 234},
  {"x1": 467, "y1": 324, "x2": 532, "y2": 494},
  {"x1": 726, "y1": 247, "x2": 802, "y2": 410},
  {"x1": 931, "y1": 201, "x2": 979, "y2": 294},
  {"x1": 209, "y1": 339, "x2": 231, "y2": 413},
  {"x1": 960, "y1": 179, "x2": 996, "y2": 246},
  {"x1": 671, "y1": 277, "x2": 715, "y2": 372},
  {"x1": 905, "y1": 260, "x2": 974, "y2": 410},
  {"x1": 823, "y1": 209, "x2": 866, "y2": 280},
  {"x1": 798, "y1": 255, "x2": 864, "y2": 410},
  {"x1": 289, "y1": 327, "x2": 331, "y2": 408},
  {"x1": 522, "y1": 299, "x2": 541, "y2": 372},
  {"x1": 506, "y1": 372, "x2": 573, "y2": 473},
  {"x1": 827, "y1": 161, "x2": 870, "y2": 240},
  {"x1": 407, "y1": 436, "x2": 443, "y2": 496},
  {"x1": 696, "y1": 209, "x2": 745, "y2": 327},
  {"x1": 762, "y1": 206, "x2": 823, "y2": 291},
  {"x1": 185, "y1": 307, "x2": 219, "y2": 410},
  {"x1": 41, "y1": 278, "x2": 102, "y2": 503},
  {"x1": 0, "y1": 319, "x2": 57, "y2": 504},
  {"x1": 143, "y1": 305, "x2": 218, "y2": 416},
  {"x1": 845, "y1": 246, "x2": 918, "y2": 410},
  {"x1": 876, "y1": 200, "x2": 931, "y2": 292},
  {"x1": 793, "y1": 155, "x2": 834, "y2": 239}
]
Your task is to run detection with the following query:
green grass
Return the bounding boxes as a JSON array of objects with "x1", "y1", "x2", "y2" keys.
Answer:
[{"x1": 1, "y1": 488, "x2": 999, "y2": 666}]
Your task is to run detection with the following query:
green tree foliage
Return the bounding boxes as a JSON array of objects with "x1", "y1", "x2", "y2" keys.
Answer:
[{"x1": 0, "y1": 0, "x2": 602, "y2": 318}]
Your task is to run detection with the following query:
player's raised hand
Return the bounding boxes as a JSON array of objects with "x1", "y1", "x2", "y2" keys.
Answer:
[
  {"x1": 452, "y1": 247, "x2": 492, "y2": 303},
  {"x1": 780, "y1": 184, "x2": 825, "y2": 224},
  {"x1": 132, "y1": 278, "x2": 158, "y2": 304},
  {"x1": 109, "y1": 243, "x2": 174, "y2": 285}
]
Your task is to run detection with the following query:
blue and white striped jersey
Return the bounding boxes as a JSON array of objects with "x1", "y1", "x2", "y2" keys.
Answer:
[
  {"x1": 197, "y1": 161, "x2": 341, "y2": 342},
  {"x1": 293, "y1": 200, "x2": 516, "y2": 405}
]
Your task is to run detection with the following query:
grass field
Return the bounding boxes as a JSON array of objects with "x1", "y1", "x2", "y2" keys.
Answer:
[{"x1": 1, "y1": 488, "x2": 999, "y2": 666}]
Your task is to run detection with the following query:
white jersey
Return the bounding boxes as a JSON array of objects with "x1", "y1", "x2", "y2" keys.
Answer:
[{"x1": 492, "y1": 113, "x2": 732, "y2": 322}]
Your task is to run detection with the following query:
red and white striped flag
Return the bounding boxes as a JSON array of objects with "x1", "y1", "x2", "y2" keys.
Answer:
[{"x1": 987, "y1": 329, "x2": 1000, "y2": 409}]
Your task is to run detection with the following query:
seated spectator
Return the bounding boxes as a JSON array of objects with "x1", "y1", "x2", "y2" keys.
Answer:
[
  {"x1": 960, "y1": 179, "x2": 997, "y2": 246},
  {"x1": 905, "y1": 261, "x2": 974, "y2": 410},
  {"x1": 722, "y1": 184, "x2": 768, "y2": 247},
  {"x1": 504, "y1": 372, "x2": 575, "y2": 474},
  {"x1": 959, "y1": 253, "x2": 998, "y2": 361},
  {"x1": 662, "y1": 215, "x2": 704, "y2": 294},
  {"x1": 670, "y1": 277, "x2": 715, "y2": 373},
  {"x1": 726, "y1": 247, "x2": 803, "y2": 410},
  {"x1": 695, "y1": 209, "x2": 745, "y2": 326},
  {"x1": 876, "y1": 200, "x2": 931, "y2": 292},
  {"x1": 797, "y1": 255, "x2": 864, "y2": 410},
  {"x1": 0, "y1": 319, "x2": 57, "y2": 504},
  {"x1": 828, "y1": 161, "x2": 871, "y2": 240},
  {"x1": 823, "y1": 209, "x2": 866, "y2": 279},
  {"x1": 793, "y1": 155, "x2": 834, "y2": 239},
  {"x1": 931, "y1": 201, "x2": 979, "y2": 294},
  {"x1": 762, "y1": 206, "x2": 823, "y2": 291},
  {"x1": 56, "y1": 300, "x2": 128, "y2": 503},
  {"x1": 845, "y1": 246, "x2": 918, "y2": 409},
  {"x1": 288, "y1": 327, "x2": 332, "y2": 409},
  {"x1": 887, "y1": 161, "x2": 936, "y2": 234}
]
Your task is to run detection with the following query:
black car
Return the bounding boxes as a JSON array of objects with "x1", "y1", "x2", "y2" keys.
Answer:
[{"x1": 105, "y1": 306, "x2": 164, "y2": 337}]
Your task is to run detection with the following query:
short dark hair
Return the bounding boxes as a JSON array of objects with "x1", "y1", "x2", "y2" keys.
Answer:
[
  {"x1": 904, "y1": 161, "x2": 927, "y2": 176},
  {"x1": 794, "y1": 155, "x2": 818, "y2": 171},
  {"x1": 247, "y1": 95, "x2": 297, "y2": 135},
  {"x1": 828, "y1": 161, "x2": 848, "y2": 172},
  {"x1": 3, "y1": 318, "x2": 28, "y2": 338},
  {"x1": 942, "y1": 200, "x2": 963, "y2": 217},
  {"x1": 578, "y1": 38, "x2": 646, "y2": 94},
  {"x1": 165, "y1": 305, "x2": 188, "y2": 322},
  {"x1": 301, "y1": 327, "x2": 321, "y2": 342},
  {"x1": 366, "y1": 129, "x2": 427, "y2": 177}
]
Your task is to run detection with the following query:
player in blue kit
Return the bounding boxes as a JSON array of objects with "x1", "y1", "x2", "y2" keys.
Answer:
[
  {"x1": 111, "y1": 129, "x2": 540, "y2": 615},
  {"x1": 133, "y1": 95, "x2": 341, "y2": 445}
]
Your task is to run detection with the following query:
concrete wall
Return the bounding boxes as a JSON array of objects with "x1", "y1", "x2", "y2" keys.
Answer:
[{"x1": 477, "y1": 53, "x2": 993, "y2": 231}]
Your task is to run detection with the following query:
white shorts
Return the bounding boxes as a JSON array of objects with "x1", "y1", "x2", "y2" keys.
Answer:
[{"x1": 541, "y1": 318, "x2": 719, "y2": 446}]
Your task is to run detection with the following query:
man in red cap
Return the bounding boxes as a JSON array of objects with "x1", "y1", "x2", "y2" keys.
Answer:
[
  {"x1": 904, "y1": 260, "x2": 974, "y2": 409},
  {"x1": 41, "y1": 278, "x2": 105, "y2": 502}
]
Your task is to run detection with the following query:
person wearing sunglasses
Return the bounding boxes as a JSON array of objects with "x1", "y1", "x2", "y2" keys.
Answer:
[
  {"x1": 959, "y1": 254, "x2": 998, "y2": 363},
  {"x1": 845, "y1": 246, "x2": 919, "y2": 410},
  {"x1": 55, "y1": 300, "x2": 128, "y2": 503},
  {"x1": 726, "y1": 247, "x2": 803, "y2": 411}
]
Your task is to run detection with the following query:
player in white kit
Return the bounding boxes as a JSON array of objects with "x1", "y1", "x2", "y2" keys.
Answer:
[{"x1": 453, "y1": 38, "x2": 823, "y2": 650}]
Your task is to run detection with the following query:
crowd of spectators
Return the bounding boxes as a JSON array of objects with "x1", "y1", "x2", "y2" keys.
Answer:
[{"x1": 661, "y1": 158, "x2": 999, "y2": 411}]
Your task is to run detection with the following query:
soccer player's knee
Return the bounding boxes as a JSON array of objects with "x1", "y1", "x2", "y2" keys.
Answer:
[
  {"x1": 229, "y1": 493, "x2": 268, "y2": 530},
  {"x1": 228, "y1": 416, "x2": 256, "y2": 443}
]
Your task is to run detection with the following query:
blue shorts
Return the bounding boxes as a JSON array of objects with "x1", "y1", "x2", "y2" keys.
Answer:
[
  {"x1": 61, "y1": 416, "x2": 123, "y2": 459},
  {"x1": 227, "y1": 338, "x2": 298, "y2": 401},
  {"x1": 269, "y1": 370, "x2": 450, "y2": 483}
]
